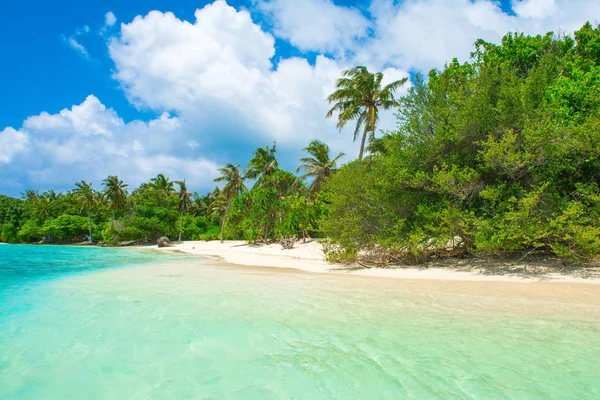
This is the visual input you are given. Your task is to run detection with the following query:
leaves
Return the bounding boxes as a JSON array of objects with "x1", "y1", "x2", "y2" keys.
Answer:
[{"x1": 326, "y1": 66, "x2": 407, "y2": 160}]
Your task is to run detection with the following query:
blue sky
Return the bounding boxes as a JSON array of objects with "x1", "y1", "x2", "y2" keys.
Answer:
[{"x1": 1, "y1": 0, "x2": 598, "y2": 196}]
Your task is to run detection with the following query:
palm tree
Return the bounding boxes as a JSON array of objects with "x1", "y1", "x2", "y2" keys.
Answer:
[
  {"x1": 102, "y1": 175, "x2": 128, "y2": 219},
  {"x1": 73, "y1": 181, "x2": 99, "y2": 244},
  {"x1": 22, "y1": 190, "x2": 39, "y2": 202},
  {"x1": 31, "y1": 190, "x2": 61, "y2": 221},
  {"x1": 245, "y1": 143, "x2": 278, "y2": 184},
  {"x1": 297, "y1": 140, "x2": 345, "y2": 193},
  {"x1": 208, "y1": 189, "x2": 226, "y2": 219},
  {"x1": 214, "y1": 163, "x2": 247, "y2": 243},
  {"x1": 189, "y1": 192, "x2": 212, "y2": 217},
  {"x1": 43, "y1": 189, "x2": 60, "y2": 201},
  {"x1": 175, "y1": 180, "x2": 191, "y2": 241},
  {"x1": 326, "y1": 66, "x2": 407, "y2": 160},
  {"x1": 33, "y1": 196, "x2": 51, "y2": 221},
  {"x1": 150, "y1": 173, "x2": 175, "y2": 205}
]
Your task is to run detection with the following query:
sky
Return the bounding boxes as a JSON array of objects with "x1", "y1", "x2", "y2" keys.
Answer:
[{"x1": 1, "y1": 0, "x2": 599, "y2": 196}]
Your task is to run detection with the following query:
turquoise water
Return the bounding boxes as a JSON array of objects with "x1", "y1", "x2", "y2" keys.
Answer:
[{"x1": 1, "y1": 244, "x2": 599, "y2": 399}]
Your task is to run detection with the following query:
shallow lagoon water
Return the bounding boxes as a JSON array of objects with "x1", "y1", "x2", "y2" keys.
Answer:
[{"x1": 1, "y1": 245, "x2": 599, "y2": 399}]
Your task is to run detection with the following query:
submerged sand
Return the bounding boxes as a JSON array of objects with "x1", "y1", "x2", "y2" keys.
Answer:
[{"x1": 142, "y1": 240, "x2": 600, "y2": 285}]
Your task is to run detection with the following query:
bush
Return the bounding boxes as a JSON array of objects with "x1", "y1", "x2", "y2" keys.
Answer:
[
  {"x1": 322, "y1": 23, "x2": 600, "y2": 263},
  {"x1": 42, "y1": 215, "x2": 91, "y2": 242}
]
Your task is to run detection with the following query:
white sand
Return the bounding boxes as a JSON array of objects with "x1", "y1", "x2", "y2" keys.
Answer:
[{"x1": 142, "y1": 240, "x2": 600, "y2": 284}]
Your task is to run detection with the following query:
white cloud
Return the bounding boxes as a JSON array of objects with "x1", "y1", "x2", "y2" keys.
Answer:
[
  {"x1": 63, "y1": 24, "x2": 92, "y2": 58},
  {"x1": 0, "y1": 127, "x2": 29, "y2": 163},
  {"x1": 108, "y1": 0, "x2": 407, "y2": 163},
  {"x1": 1, "y1": 96, "x2": 219, "y2": 192},
  {"x1": 24, "y1": 95, "x2": 122, "y2": 137},
  {"x1": 513, "y1": 0, "x2": 560, "y2": 19},
  {"x1": 364, "y1": 0, "x2": 600, "y2": 72},
  {"x1": 257, "y1": 0, "x2": 371, "y2": 54},
  {"x1": 259, "y1": 0, "x2": 600, "y2": 73},
  {"x1": 64, "y1": 36, "x2": 89, "y2": 59},
  {"x1": 105, "y1": 11, "x2": 117, "y2": 27}
]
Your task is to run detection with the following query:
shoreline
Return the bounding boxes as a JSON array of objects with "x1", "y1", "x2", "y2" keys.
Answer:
[{"x1": 141, "y1": 240, "x2": 600, "y2": 284}]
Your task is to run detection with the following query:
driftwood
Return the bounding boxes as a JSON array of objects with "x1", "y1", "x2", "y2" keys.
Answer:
[{"x1": 157, "y1": 236, "x2": 171, "y2": 248}]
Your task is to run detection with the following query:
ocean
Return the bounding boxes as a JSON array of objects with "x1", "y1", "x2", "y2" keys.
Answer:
[{"x1": 1, "y1": 244, "x2": 599, "y2": 399}]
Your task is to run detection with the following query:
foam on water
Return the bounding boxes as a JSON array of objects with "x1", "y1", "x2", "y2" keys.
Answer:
[{"x1": 1, "y1": 245, "x2": 599, "y2": 399}]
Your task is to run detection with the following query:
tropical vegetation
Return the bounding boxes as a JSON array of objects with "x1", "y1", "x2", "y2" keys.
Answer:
[{"x1": 2, "y1": 22, "x2": 600, "y2": 265}]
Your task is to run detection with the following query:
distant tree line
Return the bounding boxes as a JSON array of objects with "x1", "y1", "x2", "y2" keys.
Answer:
[{"x1": 0, "y1": 140, "x2": 343, "y2": 246}]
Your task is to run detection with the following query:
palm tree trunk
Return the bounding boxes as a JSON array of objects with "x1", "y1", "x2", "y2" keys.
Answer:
[
  {"x1": 178, "y1": 212, "x2": 184, "y2": 242},
  {"x1": 88, "y1": 212, "x2": 93, "y2": 244},
  {"x1": 220, "y1": 201, "x2": 232, "y2": 243},
  {"x1": 358, "y1": 123, "x2": 369, "y2": 161}
]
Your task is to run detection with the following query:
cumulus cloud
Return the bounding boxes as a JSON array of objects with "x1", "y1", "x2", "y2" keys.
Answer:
[
  {"x1": 0, "y1": 96, "x2": 219, "y2": 194},
  {"x1": 513, "y1": 0, "x2": 560, "y2": 19},
  {"x1": 108, "y1": 1, "x2": 405, "y2": 158},
  {"x1": 261, "y1": 0, "x2": 600, "y2": 72},
  {"x1": 257, "y1": 0, "x2": 371, "y2": 54},
  {"x1": 0, "y1": 127, "x2": 29, "y2": 164}
]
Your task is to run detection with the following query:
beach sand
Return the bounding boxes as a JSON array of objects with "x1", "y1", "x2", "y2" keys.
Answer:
[{"x1": 143, "y1": 240, "x2": 600, "y2": 284}]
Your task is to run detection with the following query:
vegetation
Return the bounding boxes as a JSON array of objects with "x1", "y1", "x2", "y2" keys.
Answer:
[
  {"x1": 326, "y1": 66, "x2": 407, "y2": 160},
  {"x1": 0, "y1": 143, "x2": 329, "y2": 245},
  {"x1": 324, "y1": 22, "x2": 600, "y2": 264},
  {"x1": 2, "y1": 22, "x2": 600, "y2": 266}
]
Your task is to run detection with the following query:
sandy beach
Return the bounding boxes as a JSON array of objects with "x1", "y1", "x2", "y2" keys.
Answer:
[{"x1": 145, "y1": 240, "x2": 600, "y2": 284}]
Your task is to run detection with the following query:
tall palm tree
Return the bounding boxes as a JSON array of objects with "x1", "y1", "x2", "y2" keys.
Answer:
[
  {"x1": 214, "y1": 163, "x2": 247, "y2": 243},
  {"x1": 245, "y1": 143, "x2": 278, "y2": 184},
  {"x1": 43, "y1": 189, "x2": 60, "y2": 201},
  {"x1": 297, "y1": 140, "x2": 345, "y2": 193},
  {"x1": 22, "y1": 190, "x2": 39, "y2": 202},
  {"x1": 326, "y1": 66, "x2": 407, "y2": 161},
  {"x1": 208, "y1": 189, "x2": 227, "y2": 219},
  {"x1": 175, "y1": 180, "x2": 191, "y2": 241},
  {"x1": 32, "y1": 190, "x2": 61, "y2": 221},
  {"x1": 102, "y1": 175, "x2": 128, "y2": 219},
  {"x1": 73, "y1": 181, "x2": 99, "y2": 244},
  {"x1": 150, "y1": 173, "x2": 175, "y2": 205},
  {"x1": 33, "y1": 196, "x2": 51, "y2": 221},
  {"x1": 189, "y1": 192, "x2": 213, "y2": 217}
]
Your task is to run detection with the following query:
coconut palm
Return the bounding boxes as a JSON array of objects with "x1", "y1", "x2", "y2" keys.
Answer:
[
  {"x1": 102, "y1": 175, "x2": 128, "y2": 219},
  {"x1": 208, "y1": 189, "x2": 227, "y2": 219},
  {"x1": 326, "y1": 66, "x2": 407, "y2": 161},
  {"x1": 297, "y1": 140, "x2": 345, "y2": 193},
  {"x1": 189, "y1": 192, "x2": 210, "y2": 217},
  {"x1": 245, "y1": 143, "x2": 278, "y2": 184},
  {"x1": 31, "y1": 190, "x2": 61, "y2": 221},
  {"x1": 214, "y1": 163, "x2": 247, "y2": 243},
  {"x1": 175, "y1": 180, "x2": 191, "y2": 241},
  {"x1": 73, "y1": 181, "x2": 99, "y2": 244},
  {"x1": 43, "y1": 189, "x2": 60, "y2": 201},
  {"x1": 22, "y1": 190, "x2": 39, "y2": 202},
  {"x1": 150, "y1": 173, "x2": 175, "y2": 205},
  {"x1": 33, "y1": 196, "x2": 51, "y2": 221}
]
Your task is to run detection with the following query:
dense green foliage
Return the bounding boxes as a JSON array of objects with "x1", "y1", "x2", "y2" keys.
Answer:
[
  {"x1": 323, "y1": 22, "x2": 600, "y2": 263},
  {"x1": 0, "y1": 142, "x2": 336, "y2": 245},
  {"x1": 2, "y1": 22, "x2": 600, "y2": 264}
]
